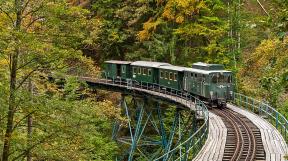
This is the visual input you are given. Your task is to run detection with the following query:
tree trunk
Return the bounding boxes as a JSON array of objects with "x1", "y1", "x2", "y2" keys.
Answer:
[
  {"x1": 27, "y1": 79, "x2": 33, "y2": 161},
  {"x1": 27, "y1": 115, "x2": 33, "y2": 161},
  {"x1": 2, "y1": 48, "x2": 19, "y2": 161},
  {"x1": 2, "y1": 0, "x2": 23, "y2": 160}
]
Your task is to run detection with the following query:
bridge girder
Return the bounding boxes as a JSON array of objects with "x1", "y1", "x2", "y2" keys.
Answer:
[{"x1": 113, "y1": 94, "x2": 200, "y2": 161}]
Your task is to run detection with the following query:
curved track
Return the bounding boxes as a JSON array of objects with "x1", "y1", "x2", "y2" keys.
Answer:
[{"x1": 212, "y1": 108, "x2": 265, "y2": 161}]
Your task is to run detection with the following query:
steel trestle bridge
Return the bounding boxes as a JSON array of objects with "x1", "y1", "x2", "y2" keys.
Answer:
[
  {"x1": 79, "y1": 77, "x2": 209, "y2": 161},
  {"x1": 51, "y1": 76, "x2": 288, "y2": 161}
]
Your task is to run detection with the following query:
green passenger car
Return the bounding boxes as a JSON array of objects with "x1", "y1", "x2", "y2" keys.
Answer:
[
  {"x1": 104, "y1": 60, "x2": 132, "y2": 79},
  {"x1": 158, "y1": 66, "x2": 186, "y2": 90},
  {"x1": 130, "y1": 61, "x2": 171, "y2": 83}
]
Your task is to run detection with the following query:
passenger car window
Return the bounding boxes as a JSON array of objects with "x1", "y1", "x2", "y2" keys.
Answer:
[
  {"x1": 160, "y1": 71, "x2": 164, "y2": 78},
  {"x1": 169, "y1": 72, "x2": 173, "y2": 80},
  {"x1": 143, "y1": 68, "x2": 148, "y2": 75},
  {"x1": 133, "y1": 67, "x2": 137, "y2": 74},
  {"x1": 148, "y1": 69, "x2": 152, "y2": 76},
  {"x1": 174, "y1": 73, "x2": 177, "y2": 81},
  {"x1": 138, "y1": 67, "x2": 141, "y2": 74},
  {"x1": 122, "y1": 66, "x2": 125, "y2": 73},
  {"x1": 165, "y1": 72, "x2": 169, "y2": 79}
]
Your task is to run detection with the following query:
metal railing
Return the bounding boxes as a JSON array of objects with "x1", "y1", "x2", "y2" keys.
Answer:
[
  {"x1": 82, "y1": 75, "x2": 209, "y2": 161},
  {"x1": 233, "y1": 93, "x2": 288, "y2": 143}
]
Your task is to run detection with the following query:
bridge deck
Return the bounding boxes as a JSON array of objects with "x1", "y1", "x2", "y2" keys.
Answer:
[
  {"x1": 193, "y1": 112, "x2": 227, "y2": 161},
  {"x1": 81, "y1": 78, "x2": 197, "y2": 111},
  {"x1": 194, "y1": 105, "x2": 288, "y2": 161},
  {"x1": 228, "y1": 104, "x2": 288, "y2": 161},
  {"x1": 81, "y1": 77, "x2": 287, "y2": 160}
]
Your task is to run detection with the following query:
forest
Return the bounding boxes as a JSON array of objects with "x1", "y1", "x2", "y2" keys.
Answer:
[{"x1": 0, "y1": 0, "x2": 287, "y2": 160}]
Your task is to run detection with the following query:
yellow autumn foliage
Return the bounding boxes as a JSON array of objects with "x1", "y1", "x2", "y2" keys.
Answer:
[
  {"x1": 137, "y1": 18, "x2": 161, "y2": 41},
  {"x1": 162, "y1": 0, "x2": 205, "y2": 22},
  {"x1": 239, "y1": 37, "x2": 288, "y2": 95}
]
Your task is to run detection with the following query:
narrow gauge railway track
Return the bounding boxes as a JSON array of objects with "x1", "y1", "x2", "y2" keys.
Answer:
[{"x1": 211, "y1": 108, "x2": 265, "y2": 161}]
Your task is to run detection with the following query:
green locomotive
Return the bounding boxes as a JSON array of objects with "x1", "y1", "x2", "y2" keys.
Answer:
[{"x1": 103, "y1": 60, "x2": 234, "y2": 108}]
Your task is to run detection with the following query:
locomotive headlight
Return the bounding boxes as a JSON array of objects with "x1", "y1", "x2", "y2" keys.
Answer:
[{"x1": 210, "y1": 91, "x2": 213, "y2": 98}]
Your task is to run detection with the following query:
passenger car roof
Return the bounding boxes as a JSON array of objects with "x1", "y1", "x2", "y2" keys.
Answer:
[
  {"x1": 104, "y1": 60, "x2": 133, "y2": 64},
  {"x1": 131, "y1": 61, "x2": 171, "y2": 68},
  {"x1": 158, "y1": 65, "x2": 188, "y2": 72}
]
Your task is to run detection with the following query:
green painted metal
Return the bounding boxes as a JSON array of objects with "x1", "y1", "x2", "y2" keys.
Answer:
[
  {"x1": 131, "y1": 66, "x2": 154, "y2": 83},
  {"x1": 157, "y1": 103, "x2": 168, "y2": 149},
  {"x1": 233, "y1": 93, "x2": 288, "y2": 144},
  {"x1": 159, "y1": 69, "x2": 183, "y2": 90},
  {"x1": 112, "y1": 91, "x2": 208, "y2": 161},
  {"x1": 88, "y1": 76, "x2": 209, "y2": 161}
]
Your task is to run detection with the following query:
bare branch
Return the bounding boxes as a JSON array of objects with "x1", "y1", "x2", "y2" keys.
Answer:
[
  {"x1": 22, "y1": 3, "x2": 44, "y2": 19},
  {"x1": 0, "y1": 7, "x2": 14, "y2": 25},
  {"x1": 15, "y1": 67, "x2": 39, "y2": 91},
  {"x1": 12, "y1": 110, "x2": 37, "y2": 131},
  {"x1": 256, "y1": 0, "x2": 270, "y2": 16},
  {"x1": 11, "y1": 132, "x2": 57, "y2": 161},
  {"x1": 22, "y1": 0, "x2": 31, "y2": 14},
  {"x1": 25, "y1": 16, "x2": 44, "y2": 30},
  {"x1": 16, "y1": 58, "x2": 37, "y2": 70}
]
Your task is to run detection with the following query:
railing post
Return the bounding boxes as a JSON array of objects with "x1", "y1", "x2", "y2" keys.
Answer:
[
  {"x1": 266, "y1": 105, "x2": 268, "y2": 119},
  {"x1": 239, "y1": 94, "x2": 242, "y2": 107},
  {"x1": 252, "y1": 99, "x2": 255, "y2": 113},
  {"x1": 259, "y1": 102, "x2": 262, "y2": 116},
  {"x1": 285, "y1": 121, "x2": 287, "y2": 142},
  {"x1": 276, "y1": 112, "x2": 279, "y2": 129},
  {"x1": 245, "y1": 96, "x2": 248, "y2": 109}
]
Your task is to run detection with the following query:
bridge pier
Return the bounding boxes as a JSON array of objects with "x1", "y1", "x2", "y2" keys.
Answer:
[{"x1": 113, "y1": 94, "x2": 199, "y2": 161}]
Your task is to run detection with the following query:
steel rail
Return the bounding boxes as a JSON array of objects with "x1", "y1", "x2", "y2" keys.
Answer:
[
  {"x1": 212, "y1": 109, "x2": 242, "y2": 160},
  {"x1": 212, "y1": 108, "x2": 258, "y2": 161},
  {"x1": 224, "y1": 109, "x2": 256, "y2": 161}
]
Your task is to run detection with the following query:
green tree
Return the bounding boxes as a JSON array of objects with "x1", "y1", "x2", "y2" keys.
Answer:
[{"x1": 0, "y1": 0, "x2": 120, "y2": 160}]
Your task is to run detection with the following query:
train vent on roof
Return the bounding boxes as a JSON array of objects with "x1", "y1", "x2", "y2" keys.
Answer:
[{"x1": 192, "y1": 62, "x2": 224, "y2": 70}]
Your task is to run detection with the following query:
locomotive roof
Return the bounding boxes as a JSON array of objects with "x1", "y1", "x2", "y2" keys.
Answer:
[
  {"x1": 185, "y1": 68, "x2": 232, "y2": 75},
  {"x1": 192, "y1": 62, "x2": 224, "y2": 70},
  {"x1": 159, "y1": 65, "x2": 188, "y2": 71},
  {"x1": 105, "y1": 60, "x2": 133, "y2": 64},
  {"x1": 131, "y1": 61, "x2": 171, "y2": 68}
]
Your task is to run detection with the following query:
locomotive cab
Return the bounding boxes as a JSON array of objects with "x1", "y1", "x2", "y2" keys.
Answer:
[{"x1": 209, "y1": 72, "x2": 233, "y2": 108}]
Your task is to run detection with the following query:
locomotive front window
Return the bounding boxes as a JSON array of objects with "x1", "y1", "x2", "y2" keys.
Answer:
[
  {"x1": 211, "y1": 73, "x2": 231, "y2": 83},
  {"x1": 212, "y1": 74, "x2": 217, "y2": 83},
  {"x1": 218, "y1": 74, "x2": 225, "y2": 83},
  {"x1": 227, "y1": 75, "x2": 232, "y2": 83}
]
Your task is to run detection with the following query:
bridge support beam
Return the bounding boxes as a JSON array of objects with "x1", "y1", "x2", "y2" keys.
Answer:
[{"x1": 113, "y1": 94, "x2": 199, "y2": 161}]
